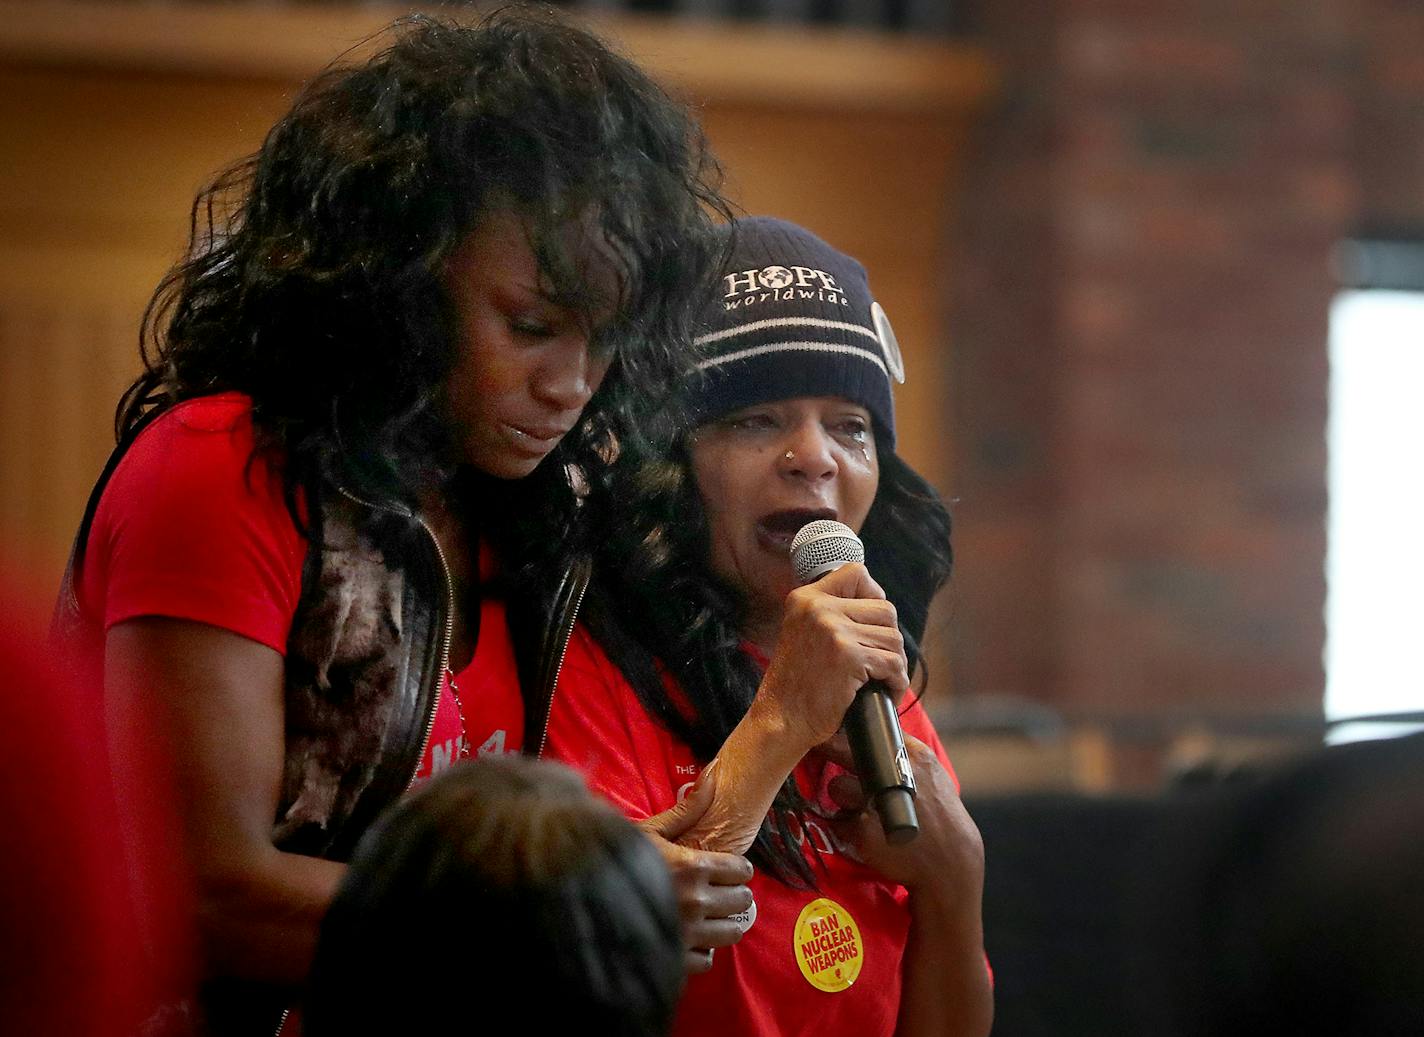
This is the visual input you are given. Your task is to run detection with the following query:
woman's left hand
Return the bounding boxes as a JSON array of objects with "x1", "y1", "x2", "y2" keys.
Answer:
[
  {"x1": 638, "y1": 759, "x2": 756, "y2": 973},
  {"x1": 819, "y1": 734, "x2": 983, "y2": 902},
  {"x1": 822, "y1": 734, "x2": 993, "y2": 1037}
]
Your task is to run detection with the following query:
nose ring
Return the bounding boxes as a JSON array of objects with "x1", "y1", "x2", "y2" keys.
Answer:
[{"x1": 783, "y1": 450, "x2": 795, "y2": 462}]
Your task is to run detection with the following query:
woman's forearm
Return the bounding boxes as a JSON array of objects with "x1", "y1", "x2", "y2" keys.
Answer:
[
  {"x1": 105, "y1": 618, "x2": 343, "y2": 989},
  {"x1": 897, "y1": 889, "x2": 993, "y2": 1037},
  {"x1": 197, "y1": 847, "x2": 347, "y2": 986},
  {"x1": 675, "y1": 696, "x2": 811, "y2": 855}
]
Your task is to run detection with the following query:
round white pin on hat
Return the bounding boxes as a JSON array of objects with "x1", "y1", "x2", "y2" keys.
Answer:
[{"x1": 871, "y1": 301, "x2": 906, "y2": 384}]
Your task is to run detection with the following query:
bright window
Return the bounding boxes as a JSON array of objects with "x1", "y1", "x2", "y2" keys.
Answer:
[{"x1": 1325, "y1": 289, "x2": 1424, "y2": 742}]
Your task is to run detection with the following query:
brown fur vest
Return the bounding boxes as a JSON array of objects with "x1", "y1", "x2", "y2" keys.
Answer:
[{"x1": 272, "y1": 495, "x2": 446, "y2": 860}]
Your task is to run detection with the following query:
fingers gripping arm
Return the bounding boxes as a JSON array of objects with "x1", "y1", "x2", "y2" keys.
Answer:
[{"x1": 638, "y1": 762, "x2": 755, "y2": 973}]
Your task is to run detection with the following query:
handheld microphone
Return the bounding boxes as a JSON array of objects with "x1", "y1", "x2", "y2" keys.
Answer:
[{"x1": 789, "y1": 520, "x2": 918, "y2": 845}]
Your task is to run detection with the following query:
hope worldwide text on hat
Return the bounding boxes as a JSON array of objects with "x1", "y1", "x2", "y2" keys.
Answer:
[{"x1": 689, "y1": 217, "x2": 906, "y2": 447}]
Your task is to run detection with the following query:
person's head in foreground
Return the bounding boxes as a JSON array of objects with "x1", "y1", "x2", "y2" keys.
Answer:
[{"x1": 304, "y1": 756, "x2": 684, "y2": 1037}]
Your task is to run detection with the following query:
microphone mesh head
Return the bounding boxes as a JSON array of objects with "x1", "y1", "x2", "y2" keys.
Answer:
[{"x1": 790, "y1": 519, "x2": 864, "y2": 584}]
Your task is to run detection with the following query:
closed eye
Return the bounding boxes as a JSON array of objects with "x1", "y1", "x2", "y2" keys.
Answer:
[
  {"x1": 509, "y1": 316, "x2": 557, "y2": 338},
  {"x1": 725, "y1": 412, "x2": 777, "y2": 432}
]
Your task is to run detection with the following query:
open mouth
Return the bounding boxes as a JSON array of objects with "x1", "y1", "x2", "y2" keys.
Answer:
[{"x1": 755, "y1": 508, "x2": 837, "y2": 554}]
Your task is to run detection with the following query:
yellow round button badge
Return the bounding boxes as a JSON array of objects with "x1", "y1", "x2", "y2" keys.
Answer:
[{"x1": 793, "y1": 897, "x2": 864, "y2": 992}]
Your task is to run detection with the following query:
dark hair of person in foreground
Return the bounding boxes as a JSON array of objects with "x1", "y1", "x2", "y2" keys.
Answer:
[{"x1": 305, "y1": 756, "x2": 685, "y2": 1037}]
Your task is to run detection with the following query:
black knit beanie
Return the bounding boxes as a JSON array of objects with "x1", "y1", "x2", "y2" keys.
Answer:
[{"x1": 689, "y1": 217, "x2": 906, "y2": 448}]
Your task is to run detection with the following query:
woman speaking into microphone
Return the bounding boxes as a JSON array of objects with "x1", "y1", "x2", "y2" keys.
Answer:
[{"x1": 542, "y1": 218, "x2": 991, "y2": 1037}]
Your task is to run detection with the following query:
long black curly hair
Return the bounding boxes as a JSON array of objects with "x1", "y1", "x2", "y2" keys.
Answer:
[
  {"x1": 584, "y1": 424, "x2": 954, "y2": 887},
  {"x1": 117, "y1": 8, "x2": 729, "y2": 572}
]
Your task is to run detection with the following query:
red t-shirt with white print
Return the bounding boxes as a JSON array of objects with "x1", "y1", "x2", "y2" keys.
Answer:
[
  {"x1": 543, "y1": 624, "x2": 961, "y2": 1037},
  {"x1": 418, "y1": 583, "x2": 524, "y2": 775}
]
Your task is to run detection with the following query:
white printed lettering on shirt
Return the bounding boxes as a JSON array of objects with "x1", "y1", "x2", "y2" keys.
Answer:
[
  {"x1": 432, "y1": 737, "x2": 458, "y2": 775},
  {"x1": 784, "y1": 810, "x2": 861, "y2": 861},
  {"x1": 803, "y1": 818, "x2": 836, "y2": 856},
  {"x1": 477, "y1": 729, "x2": 508, "y2": 757}
]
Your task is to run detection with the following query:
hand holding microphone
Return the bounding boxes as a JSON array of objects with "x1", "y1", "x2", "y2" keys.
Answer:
[{"x1": 789, "y1": 520, "x2": 919, "y2": 845}]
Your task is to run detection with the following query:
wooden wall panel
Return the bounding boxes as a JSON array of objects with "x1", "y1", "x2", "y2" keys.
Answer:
[{"x1": 0, "y1": 64, "x2": 291, "y2": 578}]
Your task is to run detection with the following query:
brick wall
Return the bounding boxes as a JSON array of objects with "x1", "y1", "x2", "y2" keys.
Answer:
[{"x1": 946, "y1": 1, "x2": 1424, "y2": 738}]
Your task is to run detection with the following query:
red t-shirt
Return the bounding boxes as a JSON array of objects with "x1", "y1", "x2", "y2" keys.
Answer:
[
  {"x1": 543, "y1": 624, "x2": 959, "y2": 1037},
  {"x1": 80, "y1": 395, "x2": 526, "y2": 1036},
  {"x1": 77, "y1": 393, "x2": 523, "y2": 787},
  {"x1": 417, "y1": 550, "x2": 525, "y2": 773}
]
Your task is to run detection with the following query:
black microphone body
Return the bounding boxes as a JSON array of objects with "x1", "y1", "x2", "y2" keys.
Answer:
[{"x1": 790, "y1": 521, "x2": 919, "y2": 845}]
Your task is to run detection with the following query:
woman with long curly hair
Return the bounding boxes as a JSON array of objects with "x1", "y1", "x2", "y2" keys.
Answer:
[
  {"x1": 53, "y1": 10, "x2": 751, "y2": 1033},
  {"x1": 544, "y1": 218, "x2": 993, "y2": 1036}
]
